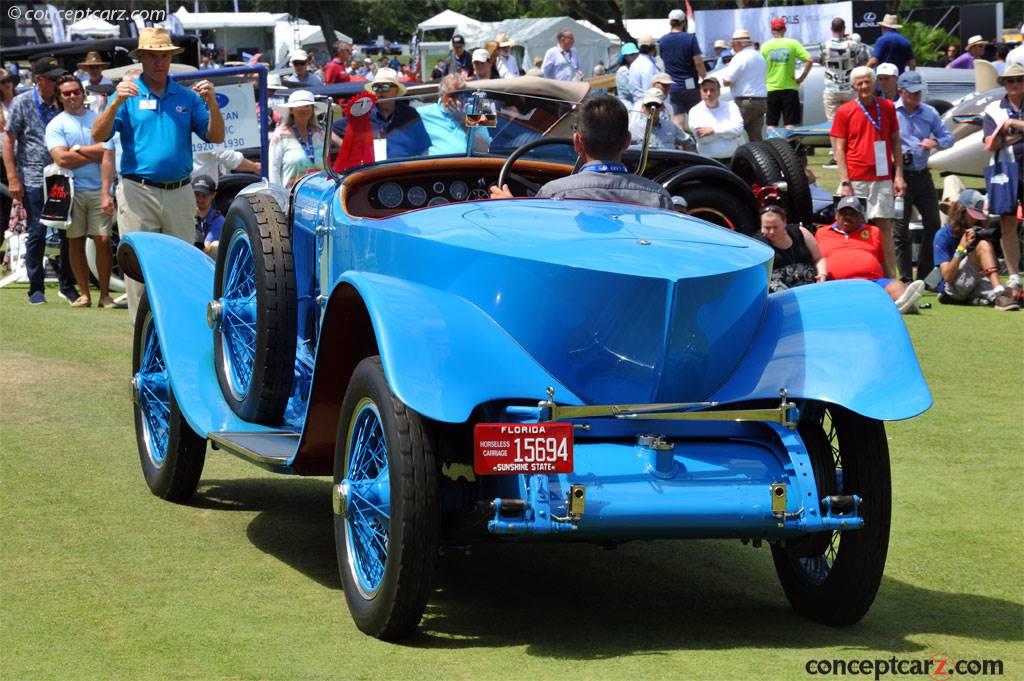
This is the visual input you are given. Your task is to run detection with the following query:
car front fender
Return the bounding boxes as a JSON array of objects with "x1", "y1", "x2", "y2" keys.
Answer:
[
  {"x1": 117, "y1": 232, "x2": 278, "y2": 438},
  {"x1": 320, "y1": 271, "x2": 585, "y2": 424},
  {"x1": 707, "y1": 280, "x2": 932, "y2": 421}
]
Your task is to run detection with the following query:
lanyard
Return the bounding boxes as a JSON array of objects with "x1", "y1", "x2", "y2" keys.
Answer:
[
  {"x1": 33, "y1": 88, "x2": 58, "y2": 126},
  {"x1": 293, "y1": 125, "x2": 315, "y2": 162},
  {"x1": 580, "y1": 162, "x2": 628, "y2": 174},
  {"x1": 856, "y1": 98, "x2": 883, "y2": 135}
]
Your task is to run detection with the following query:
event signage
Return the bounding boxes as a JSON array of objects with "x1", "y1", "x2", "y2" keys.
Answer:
[{"x1": 191, "y1": 83, "x2": 259, "y2": 154}]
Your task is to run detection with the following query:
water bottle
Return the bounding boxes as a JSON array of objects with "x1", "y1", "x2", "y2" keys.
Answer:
[{"x1": 894, "y1": 195, "x2": 905, "y2": 218}]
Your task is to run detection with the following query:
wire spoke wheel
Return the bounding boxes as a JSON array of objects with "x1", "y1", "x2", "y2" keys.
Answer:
[
  {"x1": 131, "y1": 294, "x2": 206, "y2": 502},
  {"x1": 334, "y1": 357, "x2": 438, "y2": 640},
  {"x1": 771, "y1": 402, "x2": 891, "y2": 625},
  {"x1": 219, "y1": 231, "x2": 257, "y2": 401}
]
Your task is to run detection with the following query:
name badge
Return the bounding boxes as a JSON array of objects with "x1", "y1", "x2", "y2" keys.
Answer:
[
  {"x1": 373, "y1": 138, "x2": 388, "y2": 162},
  {"x1": 873, "y1": 140, "x2": 888, "y2": 177},
  {"x1": 140, "y1": 99, "x2": 157, "y2": 111},
  {"x1": 684, "y1": 77, "x2": 695, "y2": 89}
]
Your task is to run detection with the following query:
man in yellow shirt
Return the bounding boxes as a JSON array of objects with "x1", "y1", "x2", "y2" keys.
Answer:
[{"x1": 761, "y1": 18, "x2": 812, "y2": 129}]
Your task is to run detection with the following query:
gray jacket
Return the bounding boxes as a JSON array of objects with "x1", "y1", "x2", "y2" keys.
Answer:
[{"x1": 537, "y1": 171, "x2": 673, "y2": 210}]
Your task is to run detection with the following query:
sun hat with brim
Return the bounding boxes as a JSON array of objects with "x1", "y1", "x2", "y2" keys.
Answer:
[
  {"x1": 836, "y1": 196, "x2": 863, "y2": 214},
  {"x1": 496, "y1": 32, "x2": 515, "y2": 48},
  {"x1": 998, "y1": 62, "x2": 1024, "y2": 84},
  {"x1": 731, "y1": 29, "x2": 751, "y2": 42},
  {"x1": 621, "y1": 43, "x2": 639, "y2": 57},
  {"x1": 879, "y1": 14, "x2": 902, "y2": 29},
  {"x1": 77, "y1": 51, "x2": 109, "y2": 68},
  {"x1": 638, "y1": 34, "x2": 657, "y2": 47},
  {"x1": 130, "y1": 27, "x2": 184, "y2": 57},
  {"x1": 959, "y1": 189, "x2": 988, "y2": 221},
  {"x1": 642, "y1": 87, "x2": 665, "y2": 106},
  {"x1": 364, "y1": 67, "x2": 406, "y2": 96},
  {"x1": 714, "y1": 39, "x2": 728, "y2": 50},
  {"x1": 31, "y1": 56, "x2": 66, "y2": 79},
  {"x1": 966, "y1": 35, "x2": 989, "y2": 49},
  {"x1": 273, "y1": 89, "x2": 328, "y2": 117},
  {"x1": 652, "y1": 72, "x2": 673, "y2": 86},
  {"x1": 290, "y1": 49, "x2": 310, "y2": 63}
]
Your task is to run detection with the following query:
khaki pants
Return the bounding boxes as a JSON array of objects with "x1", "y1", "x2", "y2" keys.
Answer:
[
  {"x1": 823, "y1": 91, "x2": 854, "y2": 120},
  {"x1": 735, "y1": 97, "x2": 766, "y2": 142},
  {"x1": 116, "y1": 180, "x2": 197, "y2": 323}
]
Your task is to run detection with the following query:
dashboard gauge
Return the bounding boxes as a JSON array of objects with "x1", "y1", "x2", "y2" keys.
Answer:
[
  {"x1": 427, "y1": 196, "x2": 449, "y2": 207},
  {"x1": 468, "y1": 188, "x2": 489, "y2": 200},
  {"x1": 449, "y1": 180, "x2": 469, "y2": 201},
  {"x1": 432, "y1": 181, "x2": 446, "y2": 194},
  {"x1": 378, "y1": 182, "x2": 404, "y2": 208},
  {"x1": 407, "y1": 185, "x2": 428, "y2": 207}
]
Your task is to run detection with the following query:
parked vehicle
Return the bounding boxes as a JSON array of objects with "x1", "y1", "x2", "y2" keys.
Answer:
[{"x1": 119, "y1": 77, "x2": 931, "y2": 639}]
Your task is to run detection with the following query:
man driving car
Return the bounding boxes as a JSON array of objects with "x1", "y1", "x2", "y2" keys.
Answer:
[{"x1": 489, "y1": 94, "x2": 673, "y2": 209}]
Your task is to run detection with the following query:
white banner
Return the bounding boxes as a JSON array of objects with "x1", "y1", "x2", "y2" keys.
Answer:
[
  {"x1": 191, "y1": 83, "x2": 259, "y2": 154},
  {"x1": 695, "y1": 1, "x2": 853, "y2": 56}
]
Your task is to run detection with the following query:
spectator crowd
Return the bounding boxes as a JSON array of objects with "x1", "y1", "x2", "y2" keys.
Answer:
[{"x1": 2, "y1": 10, "x2": 1022, "y2": 314}]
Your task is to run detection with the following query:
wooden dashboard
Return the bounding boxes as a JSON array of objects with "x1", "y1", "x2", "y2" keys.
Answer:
[{"x1": 341, "y1": 157, "x2": 573, "y2": 219}]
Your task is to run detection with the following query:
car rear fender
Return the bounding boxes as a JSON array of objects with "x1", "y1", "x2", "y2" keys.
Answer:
[
  {"x1": 312, "y1": 272, "x2": 584, "y2": 422},
  {"x1": 707, "y1": 280, "x2": 932, "y2": 421},
  {"x1": 117, "y1": 233, "x2": 280, "y2": 438}
]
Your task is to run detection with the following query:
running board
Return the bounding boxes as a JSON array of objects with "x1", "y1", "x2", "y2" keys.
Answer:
[{"x1": 208, "y1": 430, "x2": 300, "y2": 474}]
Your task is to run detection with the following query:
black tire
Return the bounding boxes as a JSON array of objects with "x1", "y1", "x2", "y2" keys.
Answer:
[
  {"x1": 132, "y1": 294, "x2": 206, "y2": 502},
  {"x1": 771, "y1": 403, "x2": 891, "y2": 625},
  {"x1": 333, "y1": 357, "x2": 439, "y2": 639},
  {"x1": 764, "y1": 138, "x2": 815, "y2": 228},
  {"x1": 731, "y1": 141, "x2": 784, "y2": 188},
  {"x1": 213, "y1": 191, "x2": 297, "y2": 425},
  {"x1": 927, "y1": 99, "x2": 953, "y2": 116},
  {"x1": 672, "y1": 184, "x2": 759, "y2": 235}
]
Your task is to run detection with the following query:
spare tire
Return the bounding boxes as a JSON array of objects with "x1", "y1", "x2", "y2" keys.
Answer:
[
  {"x1": 212, "y1": 191, "x2": 297, "y2": 425},
  {"x1": 731, "y1": 141, "x2": 784, "y2": 188},
  {"x1": 764, "y1": 138, "x2": 815, "y2": 228},
  {"x1": 673, "y1": 184, "x2": 759, "y2": 235}
]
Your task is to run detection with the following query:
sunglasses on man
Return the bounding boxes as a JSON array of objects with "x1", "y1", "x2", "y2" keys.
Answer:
[{"x1": 371, "y1": 82, "x2": 396, "y2": 93}]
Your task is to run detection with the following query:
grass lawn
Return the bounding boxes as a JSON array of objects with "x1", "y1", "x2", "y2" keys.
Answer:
[{"x1": 1, "y1": 281, "x2": 1021, "y2": 681}]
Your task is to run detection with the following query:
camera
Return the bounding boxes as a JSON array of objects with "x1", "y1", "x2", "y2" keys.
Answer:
[{"x1": 964, "y1": 225, "x2": 1000, "y2": 252}]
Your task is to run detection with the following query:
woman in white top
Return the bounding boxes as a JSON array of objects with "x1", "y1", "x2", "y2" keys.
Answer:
[
  {"x1": 687, "y1": 77, "x2": 745, "y2": 163},
  {"x1": 269, "y1": 90, "x2": 327, "y2": 188}
]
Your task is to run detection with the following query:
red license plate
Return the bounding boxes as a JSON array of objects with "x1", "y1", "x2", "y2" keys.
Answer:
[{"x1": 473, "y1": 423, "x2": 574, "y2": 475}]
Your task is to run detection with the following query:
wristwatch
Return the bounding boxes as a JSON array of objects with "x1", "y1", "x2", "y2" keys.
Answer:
[{"x1": 71, "y1": 144, "x2": 81, "y2": 153}]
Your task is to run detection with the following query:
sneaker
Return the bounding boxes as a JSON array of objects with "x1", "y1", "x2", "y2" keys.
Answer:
[
  {"x1": 28, "y1": 291, "x2": 46, "y2": 305},
  {"x1": 993, "y1": 293, "x2": 1020, "y2": 311},
  {"x1": 896, "y1": 280, "x2": 925, "y2": 312},
  {"x1": 57, "y1": 290, "x2": 82, "y2": 306},
  {"x1": 821, "y1": 161, "x2": 838, "y2": 169}
]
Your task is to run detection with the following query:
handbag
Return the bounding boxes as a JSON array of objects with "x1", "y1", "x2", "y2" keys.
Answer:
[
  {"x1": 39, "y1": 163, "x2": 74, "y2": 229},
  {"x1": 984, "y1": 145, "x2": 1020, "y2": 216}
]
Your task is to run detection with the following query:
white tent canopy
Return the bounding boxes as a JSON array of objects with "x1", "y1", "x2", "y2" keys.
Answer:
[
  {"x1": 173, "y1": 8, "x2": 288, "y2": 30},
  {"x1": 417, "y1": 13, "x2": 619, "y2": 78},
  {"x1": 67, "y1": 15, "x2": 118, "y2": 38}
]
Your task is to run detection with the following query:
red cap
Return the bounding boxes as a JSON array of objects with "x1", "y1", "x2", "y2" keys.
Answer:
[{"x1": 771, "y1": 18, "x2": 786, "y2": 31}]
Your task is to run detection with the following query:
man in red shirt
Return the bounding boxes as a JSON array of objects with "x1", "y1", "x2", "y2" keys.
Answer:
[
  {"x1": 831, "y1": 65, "x2": 906, "y2": 279},
  {"x1": 323, "y1": 41, "x2": 353, "y2": 84},
  {"x1": 817, "y1": 196, "x2": 924, "y2": 313}
]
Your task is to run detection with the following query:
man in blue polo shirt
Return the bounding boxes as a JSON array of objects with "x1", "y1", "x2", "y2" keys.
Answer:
[
  {"x1": 92, "y1": 27, "x2": 224, "y2": 321},
  {"x1": 867, "y1": 14, "x2": 916, "y2": 74},
  {"x1": 659, "y1": 8, "x2": 705, "y2": 131}
]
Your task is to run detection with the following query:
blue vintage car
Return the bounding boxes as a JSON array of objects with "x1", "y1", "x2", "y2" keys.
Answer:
[{"x1": 119, "y1": 77, "x2": 931, "y2": 640}]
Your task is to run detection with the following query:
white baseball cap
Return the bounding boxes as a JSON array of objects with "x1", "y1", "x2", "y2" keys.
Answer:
[
  {"x1": 290, "y1": 48, "x2": 309, "y2": 63},
  {"x1": 875, "y1": 62, "x2": 899, "y2": 77},
  {"x1": 472, "y1": 48, "x2": 490, "y2": 63},
  {"x1": 668, "y1": 9, "x2": 685, "y2": 22}
]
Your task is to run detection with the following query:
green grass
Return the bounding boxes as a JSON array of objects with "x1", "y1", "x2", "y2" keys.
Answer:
[{"x1": 1, "y1": 284, "x2": 1022, "y2": 681}]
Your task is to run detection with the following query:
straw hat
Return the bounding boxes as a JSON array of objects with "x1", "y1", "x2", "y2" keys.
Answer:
[
  {"x1": 713, "y1": 39, "x2": 728, "y2": 50},
  {"x1": 879, "y1": 14, "x2": 902, "y2": 29},
  {"x1": 965, "y1": 35, "x2": 989, "y2": 49},
  {"x1": 77, "y1": 51, "x2": 109, "y2": 68},
  {"x1": 651, "y1": 72, "x2": 673, "y2": 86},
  {"x1": 273, "y1": 89, "x2": 328, "y2": 117},
  {"x1": 731, "y1": 29, "x2": 751, "y2": 42},
  {"x1": 131, "y1": 27, "x2": 184, "y2": 57},
  {"x1": 364, "y1": 67, "x2": 406, "y2": 96},
  {"x1": 496, "y1": 32, "x2": 514, "y2": 48},
  {"x1": 997, "y1": 62, "x2": 1024, "y2": 84}
]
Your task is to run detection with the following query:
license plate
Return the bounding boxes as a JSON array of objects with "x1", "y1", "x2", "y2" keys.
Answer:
[{"x1": 473, "y1": 423, "x2": 574, "y2": 475}]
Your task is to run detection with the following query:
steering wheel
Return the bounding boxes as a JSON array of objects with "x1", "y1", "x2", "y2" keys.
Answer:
[{"x1": 496, "y1": 137, "x2": 580, "y2": 194}]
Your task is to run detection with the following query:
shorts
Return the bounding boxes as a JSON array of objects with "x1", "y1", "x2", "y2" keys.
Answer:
[
  {"x1": 670, "y1": 88, "x2": 701, "y2": 116},
  {"x1": 823, "y1": 90, "x2": 854, "y2": 120},
  {"x1": 939, "y1": 256, "x2": 991, "y2": 302},
  {"x1": 847, "y1": 179, "x2": 895, "y2": 220},
  {"x1": 67, "y1": 190, "x2": 113, "y2": 239},
  {"x1": 872, "y1": 278, "x2": 893, "y2": 289},
  {"x1": 766, "y1": 89, "x2": 801, "y2": 127}
]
